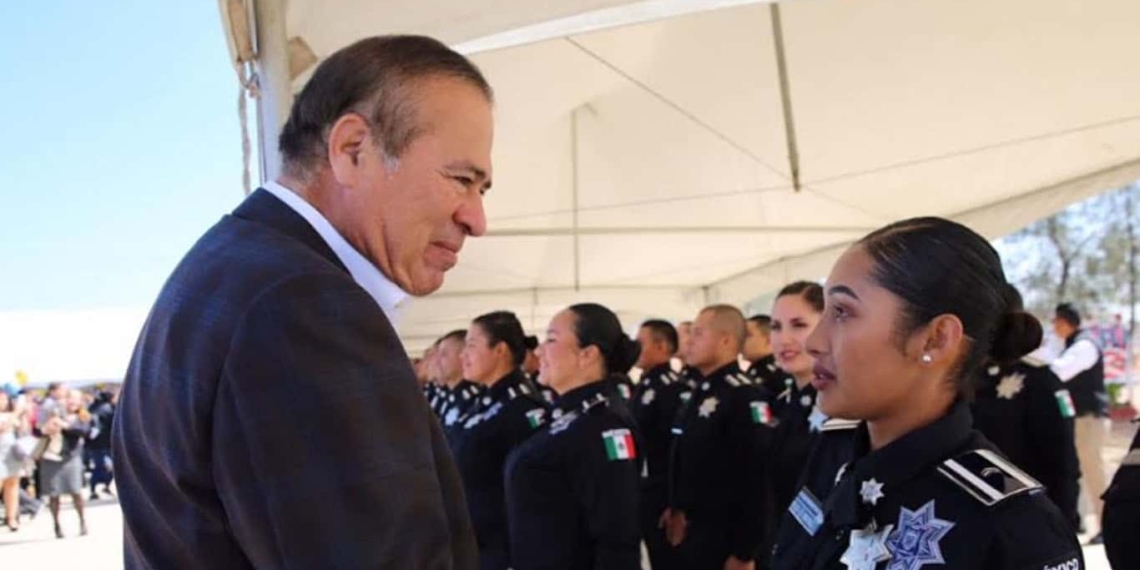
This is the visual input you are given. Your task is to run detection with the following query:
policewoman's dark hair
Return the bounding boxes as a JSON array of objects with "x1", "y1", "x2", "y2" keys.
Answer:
[
  {"x1": 991, "y1": 284, "x2": 1043, "y2": 365},
  {"x1": 524, "y1": 335, "x2": 539, "y2": 351},
  {"x1": 471, "y1": 311, "x2": 527, "y2": 367},
  {"x1": 776, "y1": 280, "x2": 824, "y2": 313},
  {"x1": 857, "y1": 217, "x2": 1022, "y2": 397},
  {"x1": 568, "y1": 303, "x2": 642, "y2": 376}
]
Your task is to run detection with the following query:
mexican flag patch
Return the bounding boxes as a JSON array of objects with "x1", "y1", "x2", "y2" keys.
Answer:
[
  {"x1": 526, "y1": 408, "x2": 546, "y2": 428},
  {"x1": 1054, "y1": 390, "x2": 1077, "y2": 419},
  {"x1": 603, "y1": 428, "x2": 637, "y2": 461},
  {"x1": 751, "y1": 401, "x2": 772, "y2": 425}
]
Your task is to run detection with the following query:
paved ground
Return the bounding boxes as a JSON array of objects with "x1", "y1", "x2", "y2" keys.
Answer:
[{"x1": 1, "y1": 421, "x2": 1134, "y2": 569}]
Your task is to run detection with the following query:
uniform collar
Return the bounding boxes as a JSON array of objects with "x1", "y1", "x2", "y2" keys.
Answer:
[
  {"x1": 829, "y1": 400, "x2": 974, "y2": 527},
  {"x1": 642, "y1": 363, "x2": 674, "y2": 382},
  {"x1": 485, "y1": 369, "x2": 529, "y2": 402},
  {"x1": 553, "y1": 379, "x2": 610, "y2": 415},
  {"x1": 700, "y1": 362, "x2": 744, "y2": 388},
  {"x1": 752, "y1": 354, "x2": 777, "y2": 371}
]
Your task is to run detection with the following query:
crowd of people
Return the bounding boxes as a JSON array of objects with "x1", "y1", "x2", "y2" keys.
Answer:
[
  {"x1": 0, "y1": 382, "x2": 117, "y2": 538},
  {"x1": 414, "y1": 218, "x2": 1135, "y2": 570},
  {"x1": 106, "y1": 34, "x2": 1139, "y2": 570}
]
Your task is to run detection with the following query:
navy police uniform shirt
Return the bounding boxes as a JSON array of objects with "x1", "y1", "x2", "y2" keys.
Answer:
[
  {"x1": 769, "y1": 382, "x2": 860, "y2": 525},
  {"x1": 668, "y1": 362, "x2": 778, "y2": 563},
  {"x1": 439, "y1": 380, "x2": 484, "y2": 429},
  {"x1": 447, "y1": 370, "x2": 548, "y2": 570},
  {"x1": 772, "y1": 401, "x2": 1083, "y2": 570},
  {"x1": 1102, "y1": 423, "x2": 1140, "y2": 570},
  {"x1": 751, "y1": 355, "x2": 795, "y2": 416},
  {"x1": 972, "y1": 357, "x2": 1081, "y2": 527},
  {"x1": 504, "y1": 379, "x2": 643, "y2": 570},
  {"x1": 628, "y1": 364, "x2": 687, "y2": 494}
]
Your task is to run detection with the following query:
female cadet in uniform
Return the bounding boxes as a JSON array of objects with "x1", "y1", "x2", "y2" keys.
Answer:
[
  {"x1": 971, "y1": 284, "x2": 1080, "y2": 528},
  {"x1": 772, "y1": 217, "x2": 1083, "y2": 570},
  {"x1": 766, "y1": 281, "x2": 853, "y2": 525},
  {"x1": 504, "y1": 303, "x2": 643, "y2": 570},
  {"x1": 451, "y1": 311, "x2": 549, "y2": 570}
]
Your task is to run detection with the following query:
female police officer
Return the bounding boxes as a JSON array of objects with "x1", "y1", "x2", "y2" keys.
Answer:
[
  {"x1": 450, "y1": 310, "x2": 549, "y2": 570},
  {"x1": 504, "y1": 303, "x2": 643, "y2": 570},
  {"x1": 971, "y1": 284, "x2": 1081, "y2": 529},
  {"x1": 772, "y1": 217, "x2": 1083, "y2": 570}
]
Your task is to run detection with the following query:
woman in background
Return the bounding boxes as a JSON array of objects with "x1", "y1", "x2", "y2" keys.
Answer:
[{"x1": 39, "y1": 389, "x2": 92, "y2": 538}]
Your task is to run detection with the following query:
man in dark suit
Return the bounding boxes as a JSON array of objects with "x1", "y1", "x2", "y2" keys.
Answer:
[{"x1": 112, "y1": 35, "x2": 494, "y2": 570}]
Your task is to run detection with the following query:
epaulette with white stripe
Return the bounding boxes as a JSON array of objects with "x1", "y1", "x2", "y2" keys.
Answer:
[
  {"x1": 1019, "y1": 355, "x2": 1047, "y2": 367},
  {"x1": 937, "y1": 449, "x2": 1042, "y2": 507},
  {"x1": 820, "y1": 418, "x2": 860, "y2": 432},
  {"x1": 735, "y1": 373, "x2": 754, "y2": 386},
  {"x1": 726, "y1": 375, "x2": 742, "y2": 387}
]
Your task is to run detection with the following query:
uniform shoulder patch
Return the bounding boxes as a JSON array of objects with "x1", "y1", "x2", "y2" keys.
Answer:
[
  {"x1": 602, "y1": 428, "x2": 637, "y2": 461},
  {"x1": 936, "y1": 449, "x2": 1042, "y2": 507}
]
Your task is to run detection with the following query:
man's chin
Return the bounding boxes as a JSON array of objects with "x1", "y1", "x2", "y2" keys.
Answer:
[{"x1": 402, "y1": 270, "x2": 447, "y2": 297}]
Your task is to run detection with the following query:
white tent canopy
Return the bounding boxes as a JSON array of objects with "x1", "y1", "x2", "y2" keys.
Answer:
[{"x1": 219, "y1": 0, "x2": 1140, "y2": 350}]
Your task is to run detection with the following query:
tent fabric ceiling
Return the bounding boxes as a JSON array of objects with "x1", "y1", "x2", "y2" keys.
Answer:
[{"x1": 222, "y1": 0, "x2": 1140, "y2": 349}]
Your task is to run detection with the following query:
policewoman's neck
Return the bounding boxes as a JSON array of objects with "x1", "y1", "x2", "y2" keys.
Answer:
[{"x1": 866, "y1": 385, "x2": 956, "y2": 452}]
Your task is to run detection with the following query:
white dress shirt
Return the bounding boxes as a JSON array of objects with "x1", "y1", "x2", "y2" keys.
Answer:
[
  {"x1": 1050, "y1": 337, "x2": 1100, "y2": 382},
  {"x1": 262, "y1": 181, "x2": 408, "y2": 324}
]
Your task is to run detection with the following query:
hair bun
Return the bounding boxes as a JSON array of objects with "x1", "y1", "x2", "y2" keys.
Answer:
[
  {"x1": 524, "y1": 335, "x2": 538, "y2": 351},
  {"x1": 609, "y1": 336, "x2": 642, "y2": 375},
  {"x1": 989, "y1": 310, "x2": 1043, "y2": 363}
]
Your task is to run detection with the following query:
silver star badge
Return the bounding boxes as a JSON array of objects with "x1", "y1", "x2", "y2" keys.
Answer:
[
  {"x1": 808, "y1": 406, "x2": 829, "y2": 432},
  {"x1": 996, "y1": 373, "x2": 1026, "y2": 400},
  {"x1": 860, "y1": 478, "x2": 886, "y2": 506},
  {"x1": 642, "y1": 388, "x2": 656, "y2": 405},
  {"x1": 841, "y1": 523, "x2": 894, "y2": 570},
  {"x1": 698, "y1": 396, "x2": 719, "y2": 418}
]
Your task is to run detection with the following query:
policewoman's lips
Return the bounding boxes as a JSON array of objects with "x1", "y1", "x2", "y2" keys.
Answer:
[
  {"x1": 811, "y1": 363, "x2": 836, "y2": 391},
  {"x1": 776, "y1": 349, "x2": 801, "y2": 365}
]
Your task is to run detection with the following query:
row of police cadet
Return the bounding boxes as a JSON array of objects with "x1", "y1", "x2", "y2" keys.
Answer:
[{"x1": 418, "y1": 216, "x2": 1138, "y2": 570}]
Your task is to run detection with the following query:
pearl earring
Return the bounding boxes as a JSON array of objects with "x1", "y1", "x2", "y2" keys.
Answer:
[{"x1": 921, "y1": 354, "x2": 933, "y2": 364}]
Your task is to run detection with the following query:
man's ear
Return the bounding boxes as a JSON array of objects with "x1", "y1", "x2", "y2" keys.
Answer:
[{"x1": 326, "y1": 113, "x2": 372, "y2": 186}]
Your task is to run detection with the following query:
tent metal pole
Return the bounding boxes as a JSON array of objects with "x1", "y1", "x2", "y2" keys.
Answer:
[
  {"x1": 253, "y1": 0, "x2": 291, "y2": 183},
  {"x1": 770, "y1": 3, "x2": 802, "y2": 192},
  {"x1": 571, "y1": 107, "x2": 582, "y2": 292}
]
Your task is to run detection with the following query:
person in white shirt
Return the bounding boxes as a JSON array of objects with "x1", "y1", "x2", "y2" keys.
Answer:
[{"x1": 1050, "y1": 302, "x2": 1109, "y2": 543}]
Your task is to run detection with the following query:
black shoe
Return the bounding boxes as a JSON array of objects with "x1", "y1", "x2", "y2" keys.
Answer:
[
  {"x1": 55, "y1": 523, "x2": 64, "y2": 539},
  {"x1": 89, "y1": 493, "x2": 100, "y2": 501},
  {"x1": 1086, "y1": 532, "x2": 1104, "y2": 546}
]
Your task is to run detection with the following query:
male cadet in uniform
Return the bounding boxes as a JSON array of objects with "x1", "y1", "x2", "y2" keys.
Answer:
[
  {"x1": 1050, "y1": 303, "x2": 1109, "y2": 542},
  {"x1": 430, "y1": 330, "x2": 468, "y2": 417},
  {"x1": 630, "y1": 319, "x2": 686, "y2": 570},
  {"x1": 745, "y1": 315, "x2": 794, "y2": 413},
  {"x1": 1102, "y1": 423, "x2": 1140, "y2": 570},
  {"x1": 663, "y1": 305, "x2": 777, "y2": 570},
  {"x1": 437, "y1": 330, "x2": 485, "y2": 430}
]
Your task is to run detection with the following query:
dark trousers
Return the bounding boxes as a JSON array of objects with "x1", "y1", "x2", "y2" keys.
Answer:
[
  {"x1": 87, "y1": 448, "x2": 113, "y2": 492},
  {"x1": 641, "y1": 487, "x2": 679, "y2": 570},
  {"x1": 674, "y1": 519, "x2": 731, "y2": 570}
]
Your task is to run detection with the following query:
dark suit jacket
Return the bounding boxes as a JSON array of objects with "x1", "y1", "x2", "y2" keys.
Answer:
[{"x1": 111, "y1": 189, "x2": 477, "y2": 570}]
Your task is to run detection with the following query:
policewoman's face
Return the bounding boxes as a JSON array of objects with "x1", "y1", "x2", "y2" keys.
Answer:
[
  {"x1": 537, "y1": 310, "x2": 587, "y2": 394},
  {"x1": 807, "y1": 246, "x2": 923, "y2": 421},
  {"x1": 462, "y1": 324, "x2": 499, "y2": 384},
  {"x1": 770, "y1": 293, "x2": 821, "y2": 380}
]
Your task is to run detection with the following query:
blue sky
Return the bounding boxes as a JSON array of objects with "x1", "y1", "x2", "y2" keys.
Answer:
[{"x1": 0, "y1": 1, "x2": 244, "y2": 312}]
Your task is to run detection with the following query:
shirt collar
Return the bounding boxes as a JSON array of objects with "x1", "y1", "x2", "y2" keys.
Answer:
[
  {"x1": 554, "y1": 379, "x2": 610, "y2": 414},
  {"x1": 828, "y1": 400, "x2": 974, "y2": 527},
  {"x1": 262, "y1": 181, "x2": 408, "y2": 323}
]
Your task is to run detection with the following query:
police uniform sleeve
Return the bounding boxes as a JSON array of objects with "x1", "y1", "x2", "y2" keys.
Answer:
[
  {"x1": 1025, "y1": 368, "x2": 1081, "y2": 527},
  {"x1": 1102, "y1": 428, "x2": 1140, "y2": 570},
  {"x1": 986, "y1": 498, "x2": 1084, "y2": 570},
  {"x1": 725, "y1": 386, "x2": 777, "y2": 561},
  {"x1": 568, "y1": 420, "x2": 642, "y2": 570}
]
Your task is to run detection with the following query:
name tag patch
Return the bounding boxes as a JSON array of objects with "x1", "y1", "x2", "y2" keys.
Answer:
[{"x1": 790, "y1": 488, "x2": 825, "y2": 536}]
